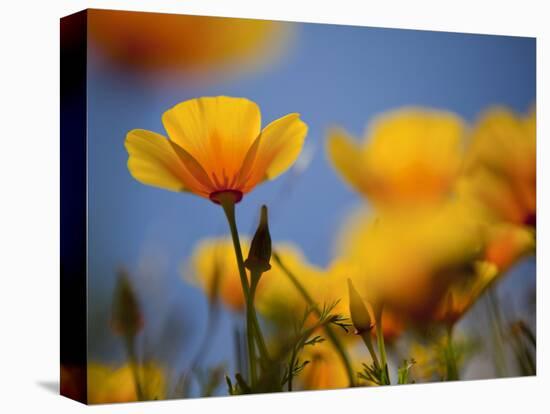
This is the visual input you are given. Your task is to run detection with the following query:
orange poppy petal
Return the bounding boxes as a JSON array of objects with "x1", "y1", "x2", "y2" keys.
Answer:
[
  {"x1": 325, "y1": 128, "x2": 368, "y2": 195},
  {"x1": 161, "y1": 96, "x2": 261, "y2": 186},
  {"x1": 125, "y1": 129, "x2": 188, "y2": 192},
  {"x1": 242, "y1": 113, "x2": 307, "y2": 191},
  {"x1": 126, "y1": 129, "x2": 213, "y2": 197}
]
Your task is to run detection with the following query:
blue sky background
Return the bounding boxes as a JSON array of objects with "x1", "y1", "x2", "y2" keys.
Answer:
[{"x1": 86, "y1": 15, "x2": 536, "y2": 389}]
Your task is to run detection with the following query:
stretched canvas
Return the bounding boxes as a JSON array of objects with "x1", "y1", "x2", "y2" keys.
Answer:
[{"x1": 60, "y1": 8, "x2": 536, "y2": 404}]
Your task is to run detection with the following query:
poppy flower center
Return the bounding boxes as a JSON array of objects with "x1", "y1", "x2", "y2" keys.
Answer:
[{"x1": 209, "y1": 189, "x2": 244, "y2": 205}]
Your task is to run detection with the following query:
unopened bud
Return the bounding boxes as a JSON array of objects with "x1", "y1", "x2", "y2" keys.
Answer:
[
  {"x1": 348, "y1": 279, "x2": 373, "y2": 334},
  {"x1": 245, "y1": 205, "x2": 272, "y2": 273},
  {"x1": 112, "y1": 269, "x2": 143, "y2": 338}
]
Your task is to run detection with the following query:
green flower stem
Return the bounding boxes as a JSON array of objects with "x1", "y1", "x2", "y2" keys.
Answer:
[
  {"x1": 273, "y1": 252, "x2": 356, "y2": 387},
  {"x1": 219, "y1": 196, "x2": 257, "y2": 385},
  {"x1": 124, "y1": 335, "x2": 145, "y2": 400},
  {"x1": 374, "y1": 305, "x2": 390, "y2": 385},
  {"x1": 249, "y1": 273, "x2": 270, "y2": 362},
  {"x1": 445, "y1": 324, "x2": 459, "y2": 381},
  {"x1": 288, "y1": 346, "x2": 298, "y2": 391},
  {"x1": 219, "y1": 197, "x2": 250, "y2": 299},
  {"x1": 246, "y1": 308, "x2": 258, "y2": 385},
  {"x1": 360, "y1": 331, "x2": 380, "y2": 370}
]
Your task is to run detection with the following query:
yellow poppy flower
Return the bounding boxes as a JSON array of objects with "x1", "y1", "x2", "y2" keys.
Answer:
[
  {"x1": 337, "y1": 198, "x2": 486, "y2": 320},
  {"x1": 187, "y1": 237, "x2": 315, "y2": 314},
  {"x1": 298, "y1": 342, "x2": 349, "y2": 390},
  {"x1": 88, "y1": 10, "x2": 290, "y2": 75},
  {"x1": 255, "y1": 245, "x2": 323, "y2": 321},
  {"x1": 187, "y1": 237, "x2": 251, "y2": 311},
  {"x1": 484, "y1": 222, "x2": 535, "y2": 272},
  {"x1": 461, "y1": 107, "x2": 536, "y2": 227},
  {"x1": 126, "y1": 96, "x2": 308, "y2": 203},
  {"x1": 326, "y1": 108, "x2": 465, "y2": 208},
  {"x1": 432, "y1": 261, "x2": 498, "y2": 326},
  {"x1": 325, "y1": 259, "x2": 404, "y2": 342},
  {"x1": 458, "y1": 107, "x2": 536, "y2": 274},
  {"x1": 87, "y1": 362, "x2": 166, "y2": 404}
]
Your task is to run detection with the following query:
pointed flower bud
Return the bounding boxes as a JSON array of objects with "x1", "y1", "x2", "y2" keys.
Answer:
[
  {"x1": 244, "y1": 205, "x2": 272, "y2": 273},
  {"x1": 348, "y1": 279, "x2": 373, "y2": 334},
  {"x1": 112, "y1": 269, "x2": 143, "y2": 338}
]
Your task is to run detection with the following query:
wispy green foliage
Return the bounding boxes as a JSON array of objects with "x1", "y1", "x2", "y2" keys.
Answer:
[
  {"x1": 281, "y1": 301, "x2": 350, "y2": 390},
  {"x1": 359, "y1": 361, "x2": 386, "y2": 386},
  {"x1": 397, "y1": 359, "x2": 416, "y2": 384}
]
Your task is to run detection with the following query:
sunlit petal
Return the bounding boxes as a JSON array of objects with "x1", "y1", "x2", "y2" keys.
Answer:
[
  {"x1": 162, "y1": 96, "x2": 261, "y2": 187},
  {"x1": 325, "y1": 128, "x2": 368, "y2": 195},
  {"x1": 125, "y1": 129, "x2": 213, "y2": 196},
  {"x1": 125, "y1": 129, "x2": 189, "y2": 192},
  {"x1": 242, "y1": 113, "x2": 308, "y2": 190}
]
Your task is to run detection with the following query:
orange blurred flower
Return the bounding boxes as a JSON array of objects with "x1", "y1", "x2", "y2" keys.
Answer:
[
  {"x1": 325, "y1": 259, "x2": 404, "y2": 342},
  {"x1": 88, "y1": 10, "x2": 290, "y2": 77},
  {"x1": 461, "y1": 107, "x2": 536, "y2": 228},
  {"x1": 298, "y1": 343, "x2": 349, "y2": 390},
  {"x1": 484, "y1": 223, "x2": 535, "y2": 272},
  {"x1": 188, "y1": 238, "x2": 317, "y2": 314},
  {"x1": 459, "y1": 106, "x2": 536, "y2": 274},
  {"x1": 326, "y1": 108, "x2": 465, "y2": 208},
  {"x1": 255, "y1": 245, "x2": 323, "y2": 321},
  {"x1": 87, "y1": 362, "x2": 166, "y2": 404},
  {"x1": 336, "y1": 198, "x2": 486, "y2": 321},
  {"x1": 126, "y1": 96, "x2": 307, "y2": 204},
  {"x1": 432, "y1": 261, "x2": 498, "y2": 327},
  {"x1": 187, "y1": 237, "x2": 251, "y2": 311}
]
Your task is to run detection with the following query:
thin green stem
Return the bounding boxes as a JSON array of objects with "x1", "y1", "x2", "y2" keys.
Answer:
[
  {"x1": 219, "y1": 198, "x2": 250, "y2": 299},
  {"x1": 219, "y1": 197, "x2": 257, "y2": 385},
  {"x1": 273, "y1": 252, "x2": 355, "y2": 387},
  {"x1": 246, "y1": 309, "x2": 257, "y2": 385},
  {"x1": 374, "y1": 305, "x2": 390, "y2": 385},
  {"x1": 249, "y1": 274, "x2": 270, "y2": 362},
  {"x1": 287, "y1": 317, "x2": 333, "y2": 391},
  {"x1": 233, "y1": 322, "x2": 246, "y2": 379},
  {"x1": 125, "y1": 336, "x2": 145, "y2": 400},
  {"x1": 287, "y1": 346, "x2": 298, "y2": 392},
  {"x1": 360, "y1": 331, "x2": 380, "y2": 370},
  {"x1": 445, "y1": 324, "x2": 459, "y2": 381}
]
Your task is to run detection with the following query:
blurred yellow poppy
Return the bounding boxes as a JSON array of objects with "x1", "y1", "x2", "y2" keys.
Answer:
[
  {"x1": 461, "y1": 107, "x2": 536, "y2": 228},
  {"x1": 298, "y1": 343, "x2": 349, "y2": 390},
  {"x1": 87, "y1": 362, "x2": 166, "y2": 404},
  {"x1": 458, "y1": 107, "x2": 536, "y2": 276},
  {"x1": 88, "y1": 10, "x2": 290, "y2": 76},
  {"x1": 325, "y1": 259, "x2": 404, "y2": 342},
  {"x1": 433, "y1": 261, "x2": 498, "y2": 326},
  {"x1": 187, "y1": 237, "x2": 251, "y2": 311},
  {"x1": 187, "y1": 237, "x2": 317, "y2": 315},
  {"x1": 484, "y1": 222, "x2": 535, "y2": 272},
  {"x1": 126, "y1": 96, "x2": 308, "y2": 203},
  {"x1": 326, "y1": 108, "x2": 465, "y2": 208},
  {"x1": 336, "y1": 198, "x2": 486, "y2": 320},
  {"x1": 255, "y1": 245, "x2": 323, "y2": 321}
]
